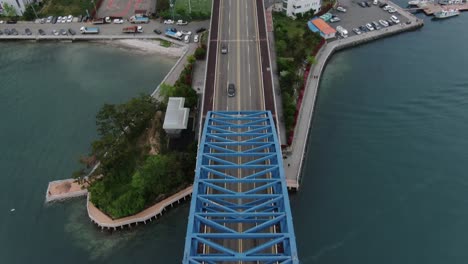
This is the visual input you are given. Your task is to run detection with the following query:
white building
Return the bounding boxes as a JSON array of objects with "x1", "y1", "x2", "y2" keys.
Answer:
[
  {"x1": 282, "y1": 0, "x2": 322, "y2": 17},
  {"x1": 163, "y1": 97, "x2": 189, "y2": 137},
  {"x1": 0, "y1": 0, "x2": 35, "y2": 15}
]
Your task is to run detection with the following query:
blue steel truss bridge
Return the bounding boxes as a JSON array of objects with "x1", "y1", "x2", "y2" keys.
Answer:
[{"x1": 183, "y1": 111, "x2": 299, "y2": 263}]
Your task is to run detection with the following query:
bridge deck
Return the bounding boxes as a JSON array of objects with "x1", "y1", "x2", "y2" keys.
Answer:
[{"x1": 183, "y1": 111, "x2": 299, "y2": 263}]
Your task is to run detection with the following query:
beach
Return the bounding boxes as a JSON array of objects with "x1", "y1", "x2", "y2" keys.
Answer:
[{"x1": 99, "y1": 39, "x2": 188, "y2": 57}]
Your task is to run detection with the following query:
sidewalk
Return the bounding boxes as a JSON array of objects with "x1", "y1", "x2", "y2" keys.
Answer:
[{"x1": 151, "y1": 43, "x2": 198, "y2": 99}]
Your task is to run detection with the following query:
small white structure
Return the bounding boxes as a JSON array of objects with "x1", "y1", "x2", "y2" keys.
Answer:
[
  {"x1": 282, "y1": 0, "x2": 322, "y2": 17},
  {"x1": 163, "y1": 97, "x2": 189, "y2": 137}
]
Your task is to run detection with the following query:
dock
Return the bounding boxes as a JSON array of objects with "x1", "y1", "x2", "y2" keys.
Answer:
[
  {"x1": 419, "y1": 2, "x2": 468, "y2": 15},
  {"x1": 45, "y1": 179, "x2": 88, "y2": 202}
]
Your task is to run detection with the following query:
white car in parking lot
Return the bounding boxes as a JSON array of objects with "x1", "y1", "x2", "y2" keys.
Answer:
[
  {"x1": 194, "y1": 34, "x2": 199, "y2": 42},
  {"x1": 67, "y1": 15, "x2": 73, "y2": 23},
  {"x1": 391, "y1": 15, "x2": 400, "y2": 23},
  {"x1": 366, "y1": 23, "x2": 375, "y2": 31},
  {"x1": 336, "y1": 6, "x2": 347, "y2": 12},
  {"x1": 164, "y1": 19, "x2": 174, "y2": 24},
  {"x1": 114, "y1": 18, "x2": 124, "y2": 24}
]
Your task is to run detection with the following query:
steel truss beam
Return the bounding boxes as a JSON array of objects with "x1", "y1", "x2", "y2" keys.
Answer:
[{"x1": 183, "y1": 111, "x2": 299, "y2": 263}]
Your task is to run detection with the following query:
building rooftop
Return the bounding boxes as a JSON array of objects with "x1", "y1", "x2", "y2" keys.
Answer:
[
  {"x1": 311, "y1": 18, "x2": 336, "y2": 35},
  {"x1": 163, "y1": 97, "x2": 189, "y2": 130}
]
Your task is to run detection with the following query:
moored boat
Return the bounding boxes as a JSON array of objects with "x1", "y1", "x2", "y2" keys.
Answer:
[{"x1": 433, "y1": 9, "x2": 460, "y2": 19}]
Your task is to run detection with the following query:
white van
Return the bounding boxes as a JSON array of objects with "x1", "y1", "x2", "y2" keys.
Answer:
[{"x1": 184, "y1": 35, "x2": 190, "y2": 43}]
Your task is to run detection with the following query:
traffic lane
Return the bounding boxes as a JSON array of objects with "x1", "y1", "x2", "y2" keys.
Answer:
[
  {"x1": 239, "y1": 41, "x2": 253, "y2": 111},
  {"x1": 214, "y1": 0, "x2": 229, "y2": 111},
  {"x1": 246, "y1": 0, "x2": 264, "y2": 111},
  {"x1": 202, "y1": 0, "x2": 219, "y2": 116},
  {"x1": 255, "y1": 0, "x2": 275, "y2": 117}
]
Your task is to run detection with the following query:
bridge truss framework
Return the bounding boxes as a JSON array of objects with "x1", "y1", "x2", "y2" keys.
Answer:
[{"x1": 183, "y1": 111, "x2": 299, "y2": 263}]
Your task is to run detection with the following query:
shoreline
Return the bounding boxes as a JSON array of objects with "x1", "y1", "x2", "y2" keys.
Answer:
[
  {"x1": 96, "y1": 39, "x2": 187, "y2": 58},
  {"x1": 284, "y1": 0, "x2": 424, "y2": 190}
]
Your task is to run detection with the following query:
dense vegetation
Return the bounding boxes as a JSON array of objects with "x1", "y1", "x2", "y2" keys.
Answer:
[
  {"x1": 159, "y1": 55, "x2": 198, "y2": 108},
  {"x1": 156, "y1": 0, "x2": 211, "y2": 20},
  {"x1": 75, "y1": 93, "x2": 196, "y2": 219},
  {"x1": 272, "y1": 11, "x2": 322, "y2": 138}
]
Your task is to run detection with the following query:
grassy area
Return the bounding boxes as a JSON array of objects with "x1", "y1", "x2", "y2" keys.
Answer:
[
  {"x1": 175, "y1": 0, "x2": 212, "y2": 14},
  {"x1": 39, "y1": 0, "x2": 94, "y2": 16},
  {"x1": 159, "y1": 39, "x2": 172, "y2": 47}
]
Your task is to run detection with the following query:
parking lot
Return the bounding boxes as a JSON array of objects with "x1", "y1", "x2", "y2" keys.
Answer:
[
  {"x1": 97, "y1": 0, "x2": 156, "y2": 18},
  {"x1": 327, "y1": 0, "x2": 410, "y2": 38}
]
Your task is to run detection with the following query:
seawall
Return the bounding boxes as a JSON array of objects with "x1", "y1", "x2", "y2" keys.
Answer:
[{"x1": 285, "y1": 2, "x2": 424, "y2": 190}]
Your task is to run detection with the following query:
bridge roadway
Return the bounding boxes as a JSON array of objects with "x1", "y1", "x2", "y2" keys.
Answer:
[{"x1": 213, "y1": 0, "x2": 265, "y2": 261}]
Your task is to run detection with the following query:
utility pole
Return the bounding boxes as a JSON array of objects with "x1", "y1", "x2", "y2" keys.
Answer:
[
  {"x1": 170, "y1": 0, "x2": 175, "y2": 20},
  {"x1": 91, "y1": 0, "x2": 98, "y2": 18},
  {"x1": 30, "y1": 2, "x2": 39, "y2": 19}
]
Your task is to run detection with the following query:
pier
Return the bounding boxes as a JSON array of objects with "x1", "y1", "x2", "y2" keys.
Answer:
[
  {"x1": 419, "y1": 2, "x2": 468, "y2": 15},
  {"x1": 283, "y1": 0, "x2": 424, "y2": 190},
  {"x1": 45, "y1": 179, "x2": 88, "y2": 202}
]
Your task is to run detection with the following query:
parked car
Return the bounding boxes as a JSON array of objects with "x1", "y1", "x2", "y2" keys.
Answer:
[
  {"x1": 194, "y1": 34, "x2": 199, "y2": 42},
  {"x1": 169, "y1": 27, "x2": 177, "y2": 33},
  {"x1": 196, "y1": 27, "x2": 206, "y2": 33},
  {"x1": 52, "y1": 16, "x2": 58, "y2": 24},
  {"x1": 40, "y1": 18, "x2": 46, "y2": 24},
  {"x1": 46, "y1": 16, "x2": 53, "y2": 23},
  {"x1": 387, "y1": 19, "x2": 394, "y2": 25},
  {"x1": 364, "y1": 1, "x2": 371, "y2": 7},
  {"x1": 380, "y1": 3, "x2": 388, "y2": 8},
  {"x1": 6, "y1": 20, "x2": 17, "y2": 24},
  {"x1": 330, "y1": 16, "x2": 341, "y2": 22},
  {"x1": 373, "y1": 0, "x2": 379, "y2": 4},
  {"x1": 227, "y1": 83, "x2": 236, "y2": 97},
  {"x1": 11, "y1": 28, "x2": 18, "y2": 35},
  {"x1": 372, "y1": 21, "x2": 381, "y2": 30},
  {"x1": 391, "y1": 15, "x2": 400, "y2": 23},
  {"x1": 352, "y1": 28, "x2": 362, "y2": 35},
  {"x1": 221, "y1": 44, "x2": 228, "y2": 54},
  {"x1": 67, "y1": 15, "x2": 73, "y2": 23},
  {"x1": 60, "y1": 29, "x2": 67, "y2": 35},
  {"x1": 366, "y1": 23, "x2": 374, "y2": 31},
  {"x1": 388, "y1": 7, "x2": 397, "y2": 13},
  {"x1": 180, "y1": 30, "x2": 192, "y2": 35},
  {"x1": 57, "y1": 16, "x2": 63, "y2": 23},
  {"x1": 68, "y1": 28, "x2": 76, "y2": 35},
  {"x1": 153, "y1": 29, "x2": 162, "y2": 34},
  {"x1": 25, "y1": 28, "x2": 32, "y2": 35},
  {"x1": 114, "y1": 18, "x2": 124, "y2": 24},
  {"x1": 52, "y1": 29, "x2": 59, "y2": 36},
  {"x1": 4, "y1": 29, "x2": 11, "y2": 35},
  {"x1": 0, "y1": 20, "x2": 4, "y2": 24},
  {"x1": 38, "y1": 29, "x2": 46, "y2": 35},
  {"x1": 379, "y1": 19, "x2": 389, "y2": 27},
  {"x1": 359, "y1": 2, "x2": 367, "y2": 7},
  {"x1": 184, "y1": 34, "x2": 190, "y2": 43},
  {"x1": 0, "y1": 30, "x2": 3, "y2": 35},
  {"x1": 176, "y1": 20, "x2": 188, "y2": 25},
  {"x1": 359, "y1": 25, "x2": 368, "y2": 32},
  {"x1": 164, "y1": 19, "x2": 174, "y2": 24},
  {"x1": 336, "y1": 6, "x2": 347, "y2": 12}
]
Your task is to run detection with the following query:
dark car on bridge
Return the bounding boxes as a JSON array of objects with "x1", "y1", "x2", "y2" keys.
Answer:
[{"x1": 227, "y1": 83, "x2": 236, "y2": 97}]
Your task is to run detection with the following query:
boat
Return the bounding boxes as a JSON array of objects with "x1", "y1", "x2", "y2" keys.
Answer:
[
  {"x1": 408, "y1": 0, "x2": 432, "y2": 6},
  {"x1": 433, "y1": 9, "x2": 460, "y2": 19}
]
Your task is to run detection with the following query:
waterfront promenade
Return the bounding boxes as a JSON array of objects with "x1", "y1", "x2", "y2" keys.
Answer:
[
  {"x1": 87, "y1": 186, "x2": 192, "y2": 229},
  {"x1": 283, "y1": 1, "x2": 424, "y2": 189}
]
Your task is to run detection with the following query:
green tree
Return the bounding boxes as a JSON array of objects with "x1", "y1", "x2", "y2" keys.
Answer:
[
  {"x1": 194, "y1": 47, "x2": 206, "y2": 60},
  {"x1": 159, "y1": 83, "x2": 176, "y2": 102},
  {"x1": 187, "y1": 54, "x2": 196, "y2": 64},
  {"x1": 22, "y1": 4, "x2": 38, "y2": 20},
  {"x1": 156, "y1": 0, "x2": 170, "y2": 12},
  {"x1": 2, "y1": 3, "x2": 17, "y2": 17},
  {"x1": 307, "y1": 55, "x2": 316, "y2": 65}
]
